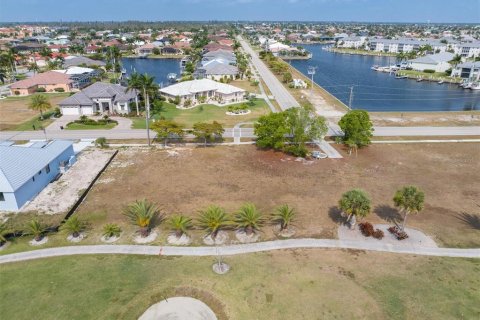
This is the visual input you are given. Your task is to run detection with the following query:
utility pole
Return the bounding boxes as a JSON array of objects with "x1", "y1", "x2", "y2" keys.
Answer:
[
  {"x1": 348, "y1": 86, "x2": 354, "y2": 109},
  {"x1": 307, "y1": 66, "x2": 316, "y2": 95}
]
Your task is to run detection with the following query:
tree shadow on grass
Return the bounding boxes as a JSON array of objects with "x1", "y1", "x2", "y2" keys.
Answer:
[
  {"x1": 455, "y1": 212, "x2": 480, "y2": 230},
  {"x1": 374, "y1": 205, "x2": 402, "y2": 224},
  {"x1": 328, "y1": 206, "x2": 345, "y2": 225}
]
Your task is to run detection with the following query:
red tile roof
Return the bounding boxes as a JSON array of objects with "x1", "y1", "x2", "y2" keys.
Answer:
[{"x1": 10, "y1": 71, "x2": 73, "y2": 89}]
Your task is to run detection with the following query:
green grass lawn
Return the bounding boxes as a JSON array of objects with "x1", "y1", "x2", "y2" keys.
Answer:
[
  {"x1": 66, "y1": 122, "x2": 117, "y2": 130},
  {"x1": 14, "y1": 110, "x2": 57, "y2": 131},
  {"x1": 131, "y1": 99, "x2": 270, "y2": 129},
  {"x1": 397, "y1": 70, "x2": 460, "y2": 82},
  {"x1": 0, "y1": 251, "x2": 478, "y2": 319}
]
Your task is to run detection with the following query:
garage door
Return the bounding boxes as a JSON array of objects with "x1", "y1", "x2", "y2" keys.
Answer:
[
  {"x1": 61, "y1": 106, "x2": 79, "y2": 115},
  {"x1": 81, "y1": 107, "x2": 94, "y2": 115}
]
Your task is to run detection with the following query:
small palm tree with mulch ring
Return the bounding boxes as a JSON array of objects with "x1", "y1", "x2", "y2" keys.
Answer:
[
  {"x1": 235, "y1": 203, "x2": 264, "y2": 236},
  {"x1": 197, "y1": 205, "x2": 230, "y2": 241},
  {"x1": 102, "y1": 223, "x2": 122, "y2": 239},
  {"x1": 60, "y1": 216, "x2": 87, "y2": 239},
  {"x1": 123, "y1": 199, "x2": 160, "y2": 237},
  {"x1": 168, "y1": 215, "x2": 193, "y2": 239},
  {"x1": 25, "y1": 219, "x2": 47, "y2": 242},
  {"x1": 272, "y1": 204, "x2": 296, "y2": 237}
]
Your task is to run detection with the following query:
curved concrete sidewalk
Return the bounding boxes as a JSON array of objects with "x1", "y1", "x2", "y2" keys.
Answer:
[{"x1": 0, "y1": 239, "x2": 478, "y2": 264}]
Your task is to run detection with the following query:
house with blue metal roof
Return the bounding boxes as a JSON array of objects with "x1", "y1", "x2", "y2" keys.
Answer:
[{"x1": 0, "y1": 140, "x2": 75, "y2": 211}]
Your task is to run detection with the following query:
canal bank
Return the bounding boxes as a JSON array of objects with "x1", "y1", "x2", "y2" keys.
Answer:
[{"x1": 289, "y1": 44, "x2": 479, "y2": 112}]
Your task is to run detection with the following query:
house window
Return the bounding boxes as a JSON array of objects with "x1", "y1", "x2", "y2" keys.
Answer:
[
  {"x1": 45, "y1": 164, "x2": 50, "y2": 174},
  {"x1": 39, "y1": 170, "x2": 42, "y2": 175},
  {"x1": 32, "y1": 176, "x2": 35, "y2": 182},
  {"x1": 0, "y1": 192, "x2": 4, "y2": 201}
]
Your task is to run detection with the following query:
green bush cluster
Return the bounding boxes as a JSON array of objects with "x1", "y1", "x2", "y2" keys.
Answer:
[
  {"x1": 227, "y1": 103, "x2": 249, "y2": 114},
  {"x1": 70, "y1": 115, "x2": 118, "y2": 126}
]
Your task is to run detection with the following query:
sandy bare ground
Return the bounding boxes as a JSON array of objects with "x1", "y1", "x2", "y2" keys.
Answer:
[
  {"x1": 20, "y1": 149, "x2": 115, "y2": 215},
  {"x1": 138, "y1": 297, "x2": 217, "y2": 320}
]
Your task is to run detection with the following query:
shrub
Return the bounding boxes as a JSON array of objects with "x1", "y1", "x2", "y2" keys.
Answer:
[
  {"x1": 95, "y1": 137, "x2": 108, "y2": 148},
  {"x1": 388, "y1": 226, "x2": 409, "y2": 240},
  {"x1": 53, "y1": 107, "x2": 62, "y2": 117},
  {"x1": 14, "y1": 90, "x2": 20, "y2": 95},
  {"x1": 35, "y1": 87, "x2": 46, "y2": 92},
  {"x1": 424, "y1": 69, "x2": 435, "y2": 74},
  {"x1": 372, "y1": 229, "x2": 384, "y2": 239},
  {"x1": 102, "y1": 223, "x2": 122, "y2": 238},
  {"x1": 359, "y1": 222, "x2": 374, "y2": 237},
  {"x1": 54, "y1": 87, "x2": 65, "y2": 92},
  {"x1": 283, "y1": 144, "x2": 308, "y2": 157}
]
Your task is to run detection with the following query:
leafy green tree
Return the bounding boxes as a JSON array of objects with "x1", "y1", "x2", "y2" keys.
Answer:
[
  {"x1": 192, "y1": 121, "x2": 224, "y2": 146},
  {"x1": 27, "y1": 62, "x2": 40, "y2": 75},
  {"x1": 151, "y1": 119, "x2": 184, "y2": 146},
  {"x1": 197, "y1": 205, "x2": 230, "y2": 239},
  {"x1": 0, "y1": 222, "x2": 8, "y2": 246},
  {"x1": 168, "y1": 215, "x2": 193, "y2": 238},
  {"x1": 29, "y1": 94, "x2": 52, "y2": 119},
  {"x1": 94, "y1": 137, "x2": 108, "y2": 148},
  {"x1": 123, "y1": 199, "x2": 160, "y2": 237},
  {"x1": 125, "y1": 72, "x2": 141, "y2": 116},
  {"x1": 282, "y1": 72, "x2": 293, "y2": 84},
  {"x1": 102, "y1": 224, "x2": 122, "y2": 238},
  {"x1": 60, "y1": 216, "x2": 86, "y2": 238},
  {"x1": 272, "y1": 204, "x2": 296, "y2": 231},
  {"x1": 339, "y1": 189, "x2": 371, "y2": 226},
  {"x1": 25, "y1": 219, "x2": 47, "y2": 241},
  {"x1": 254, "y1": 112, "x2": 289, "y2": 150},
  {"x1": 393, "y1": 186, "x2": 425, "y2": 231},
  {"x1": 338, "y1": 110, "x2": 374, "y2": 155},
  {"x1": 235, "y1": 203, "x2": 264, "y2": 235}
]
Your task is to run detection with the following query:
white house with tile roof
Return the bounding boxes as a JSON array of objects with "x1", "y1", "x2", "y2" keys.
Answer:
[{"x1": 58, "y1": 82, "x2": 138, "y2": 115}]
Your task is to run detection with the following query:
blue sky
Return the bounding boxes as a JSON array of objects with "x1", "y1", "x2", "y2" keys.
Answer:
[{"x1": 0, "y1": 0, "x2": 478, "y2": 23}]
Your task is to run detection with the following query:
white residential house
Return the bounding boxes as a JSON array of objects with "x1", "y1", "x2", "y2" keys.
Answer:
[
  {"x1": 451, "y1": 62, "x2": 480, "y2": 79},
  {"x1": 338, "y1": 36, "x2": 367, "y2": 49},
  {"x1": 159, "y1": 79, "x2": 245, "y2": 105},
  {"x1": 407, "y1": 52, "x2": 455, "y2": 73},
  {"x1": 58, "y1": 82, "x2": 137, "y2": 115},
  {"x1": 453, "y1": 42, "x2": 480, "y2": 58}
]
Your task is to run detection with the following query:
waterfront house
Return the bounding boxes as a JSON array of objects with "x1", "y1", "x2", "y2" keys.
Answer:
[
  {"x1": 52, "y1": 66, "x2": 101, "y2": 88},
  {"x1": 161, "y1": 46, "x2": 183, "y2": 55},
  {"x1": 451, "y1": 62, "x2": 480, "y2": 79},
  {"x1": 196, "y1": 61, "x2": 239, "y2": 80},
  {"x1": 368, "y1": 38, "x2": 448, "y2": 54},
  {"x1": 453, "y1": 41, "x2": 480, "y2": 58},
  {"x1": 10, "y1": 71, "x2": 74, "y2": 96},
  {"x1": 160, "y1": 79, "x2": 245, "y2": 105},
  {"x1": 58, "y1": 82, "x2": 137, "y2": 115},
  {"x1": 0, "y1": 140, "x2": 75, "y2": 211},
  {"x1": 407, "y1": 52, "x2": 455, "y2": 73},
  {"x1": 134, "y1": 43, "x2": 158, "y2": 56}
]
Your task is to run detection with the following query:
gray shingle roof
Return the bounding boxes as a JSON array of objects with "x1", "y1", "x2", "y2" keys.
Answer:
[
  {"x1": 0, "y1": 140, "x2": 74, "y2": 192},
  {"x1": 63, "y1": 56, "x2": 106, "y2": 68},
  {"x1": 58, "y1": 82, "x2": 137, "y2": 106}
]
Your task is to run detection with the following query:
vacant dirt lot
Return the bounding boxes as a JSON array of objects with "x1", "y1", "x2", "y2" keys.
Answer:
[
  {"x1": 0, "y1": 93, "x2": 68, "y2": 130},
  {"x1": 75, "y1": 143, "x2": 480, "y2": 248}
]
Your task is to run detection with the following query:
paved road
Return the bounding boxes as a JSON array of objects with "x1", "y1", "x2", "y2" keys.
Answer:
[
  {"x1": 1, "y1": 126, "x2": 479, "y2": 141},
  {"x1": 0, "y1": 239, "x2": 478, "y2": 264},
  {"x1": 238, "y1": 35, "x2": 299, "y2": 110}
]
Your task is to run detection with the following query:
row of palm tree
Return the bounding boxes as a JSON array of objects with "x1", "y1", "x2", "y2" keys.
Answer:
[
  {"x1": 123, "y1": 200, "x2": 296, "y2": 240},
  {"x1": 339, "y1": 185, "x2": 425, "y2": 231},
  {"x1": 125, "y1": 72, "x2": 159, "y2": 146}
]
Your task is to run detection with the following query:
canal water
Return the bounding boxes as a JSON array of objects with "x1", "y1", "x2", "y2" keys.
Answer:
[
  {"x1": 122, "y1": 58, "x2": 181, "y2": 88},
  {"x1": 289, "y1": 44, "x2": 479, "y2": 112}
]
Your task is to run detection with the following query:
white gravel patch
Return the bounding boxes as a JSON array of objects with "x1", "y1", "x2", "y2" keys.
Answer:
[
  {"x1": 273, "y1": 224, "x2": 296, "y2": 238},
  {"x1": 235, "y1": 230, "x2": 260, "y2": 243},
  {"x1": 20, "y1": 149, "x2": 115, "y2": 215},
  {"x1": 203, "y1": 231, "x2": 228, "y2": 245},
  {"x1": 338, "y1": 224, "x2": 438, "y2": 248},
  {"x1": 212, "y1": 262, "x2": 230, "y2": 275},
  {"x1": 67, "y1": 233, "x2": 85, "y2": 243},
  {"x1": 100, "y1": 234, "x2": 121, "y2": 243},
  {"x1": 167, "y1": 233, "x2": 192, "y2": 245},
  {"x1": 138, "y1": 297, "x2": 217, "y2": 320},
  {"x1": 133, "y1": 231, "x2": 158, "y2": 244},
  {"x1": 29, "y1": 236, "x2": 48, "y2": 246}
]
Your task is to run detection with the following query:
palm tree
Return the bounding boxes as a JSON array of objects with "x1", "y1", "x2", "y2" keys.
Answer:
[
  {"x1": 449, "y1": 54, "x2": 462, "y2": 68},
  {"x1": 125, "y1": 72, "x2": 141, "y2": 116},
  {"x1": 235, "y1": 203, "x2": 264, "y2": 235},
  {"x1": 27, "y1": 62, "x2": 40, "y2": 75},
  {"x1": 102, "y1": 224, "x2": 122, "y2": 238},
  {"x1": 168, "y1": 215, "x2": 193, "y2": 238},
  {"x1": 197, "y1": 205, "x2": 230, "y2": 239},
  {"x1": 272, "y1": 204, "x2": 296, "y2": 231},
  {"x1": 393, "y1": 186, "x2": 425, "y2": 231},
  {"x1": 123, "y1": 199, "x2": 160, "y2": 237},
  {"x1": 60, "y1": 216, "x2": 86, "y2": 238},
  {"x1": 138, "y1": 73, "x2": 159, "y2": 146},
  {"x1": 25, "y1": 219, "x2": 46, "y2": 241},
  {"x1": 0, "y1": 222, "x2": 8, "y2": 246},
  {"x1": 339, "y1": 189, "x2": 371, "y2": 226},
  {"x1": 29, "y1": 94, "x2": 52, "y2": 120}
]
